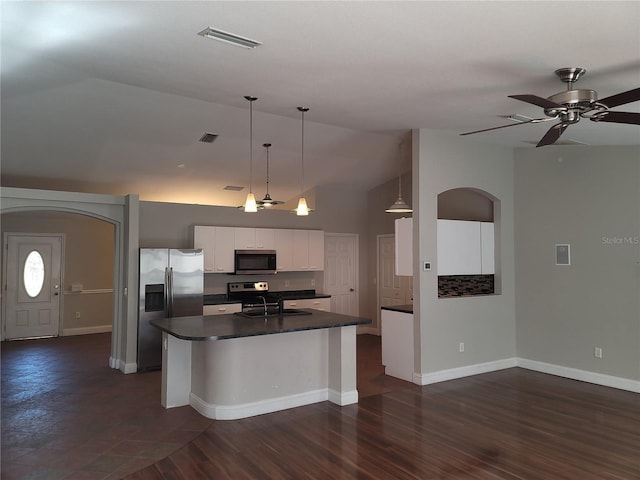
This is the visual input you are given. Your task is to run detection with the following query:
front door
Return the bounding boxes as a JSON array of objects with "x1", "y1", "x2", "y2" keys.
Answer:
[{"x1": 4, "y1": 234, "x2": 63, "y2": 340}]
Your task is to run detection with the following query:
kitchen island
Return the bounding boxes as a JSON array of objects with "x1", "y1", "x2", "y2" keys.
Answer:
[{"x1": 151, "y1": 310, "x2": 371, "y2": 420}]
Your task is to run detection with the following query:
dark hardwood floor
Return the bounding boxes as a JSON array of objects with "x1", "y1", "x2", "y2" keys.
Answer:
[{"x1": 3, "y1": 333, "x2": 640, "y2": 479}]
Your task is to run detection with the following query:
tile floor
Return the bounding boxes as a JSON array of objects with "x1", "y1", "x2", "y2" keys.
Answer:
[{"x1": 1, "y1": 332, "x2": 413, "y2": 479}]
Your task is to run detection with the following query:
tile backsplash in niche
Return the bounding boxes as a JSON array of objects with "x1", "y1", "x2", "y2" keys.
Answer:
[{"x1": 438, "y1": 275, "x2": 495, "y2": 298}]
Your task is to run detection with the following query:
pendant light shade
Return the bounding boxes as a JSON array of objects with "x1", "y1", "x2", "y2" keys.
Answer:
[
  {"x1": 257, "y1": 143, "x2": 283, "y2": 207},
  {"x1": 295, "y1": 106, "x2": 311, "y2": 216},
  {"x1": 244, "y1": 95, "x2": 258, "y2": 213},
  {"x1": 385, "y1": 142, "x2": 412, "y2": 213}
]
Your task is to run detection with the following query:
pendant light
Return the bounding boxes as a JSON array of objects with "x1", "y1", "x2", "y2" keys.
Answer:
[
  {"x1": 257, "y1": 143, "x2": 283, "y2": 207},
  {"x1": 385, "y1": 142, "x2": 413, "y2": 213},
  {"x1": 243, "y1": 95, "x2": 258, "y2": 212},
  {"x1": 295, "y1": 106, "x2": 310, "y2": 216}
]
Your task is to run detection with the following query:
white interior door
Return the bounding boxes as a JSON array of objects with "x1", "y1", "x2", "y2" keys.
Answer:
[
  {"x1": 379, "y1": 235, "x2": 402, "y2": 308},
  {"x1": 4, "y1": 234, "x2": 63, "y2": 340},
  {"x1": 324, "y1": 234, "x2": 358, "y2": 316}
]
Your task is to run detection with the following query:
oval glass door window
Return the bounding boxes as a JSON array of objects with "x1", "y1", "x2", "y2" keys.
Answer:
[{"x1": 24, "y1": 250, "x2": 45, "y2": 298}]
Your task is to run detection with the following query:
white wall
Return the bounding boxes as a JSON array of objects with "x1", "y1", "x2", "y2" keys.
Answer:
[
  {"x1": 414, "y1": 129, "x2": 516, "y2": 377},
  {"x1": 514, "y1": 146, "x2": 640, "y2": 381}
]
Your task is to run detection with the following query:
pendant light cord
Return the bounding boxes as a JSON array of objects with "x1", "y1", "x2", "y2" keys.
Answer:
[{"x1": 298, "y1": 107, "x2": 309, "y2": 196}]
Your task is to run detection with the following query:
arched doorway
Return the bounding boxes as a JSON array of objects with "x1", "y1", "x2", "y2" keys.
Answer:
[{"x1": 0, "y1": 187, "x2": 139, "y2": 373}]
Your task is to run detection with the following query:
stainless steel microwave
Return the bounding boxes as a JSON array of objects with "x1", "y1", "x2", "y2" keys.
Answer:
[{"x1": 234, "y1": 250, "x2": 277, "y2": 275}]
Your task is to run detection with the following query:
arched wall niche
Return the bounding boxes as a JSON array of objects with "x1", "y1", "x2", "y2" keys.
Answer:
[
  {"x1": 0, "y1": 187, "x2": 139, "y2": 373},
  {"x1": 437, "y1": 187, "x2": 501, "y2": 297},
  {"x1": 438, "y1": 187, "x2": 495, "y2": 222}
]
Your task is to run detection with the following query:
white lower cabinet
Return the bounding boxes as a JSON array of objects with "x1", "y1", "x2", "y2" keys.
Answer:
[
  {"x1": 381, "y1": 308, "x2": 414, "y2": 382},
  {"x1": 203, "y1": 303, "x2": 242, "y2": 315},
  {"x1": 283, "y1": 297, "x2": 331, "y2": 312}
]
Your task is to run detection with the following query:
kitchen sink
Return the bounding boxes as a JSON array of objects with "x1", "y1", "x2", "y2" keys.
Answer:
[{"x1": 234, "y1": 308, "x2": 312, "y2": 318}]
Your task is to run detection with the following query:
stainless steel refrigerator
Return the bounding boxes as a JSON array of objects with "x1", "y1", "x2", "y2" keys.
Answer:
[{"x1": 138, "y1": 248, "x2": 203, "y2": 371}]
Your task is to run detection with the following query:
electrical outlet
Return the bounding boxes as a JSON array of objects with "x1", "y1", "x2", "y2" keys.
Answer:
[
  {"x1": 459, "y1": 342, "x2": 465, "y2": 353},
  {"x1": 284, "y1": 280, "x2": 290, "y2": 288},
  {"x1": 594, "y1": 347, "x2": 603, "y2": 359},
  {"x1": 75, "y1": 311, "x2": 81, "y2": 319},
  {"x1": 311, "y1": 279, "x2": 315, "y2": 286}
]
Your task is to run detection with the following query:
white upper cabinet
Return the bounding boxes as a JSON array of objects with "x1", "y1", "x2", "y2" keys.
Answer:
[
  {"x1": 274, "y1": 229, "x2": 293, "y2": 272},
  {"x1": 255, "y1": 228, "x2": 276, "y2": 250},
  {"x1": 480, "y1": 222, "x2": 495, "y2": 275},
  {"x1": 194, "y1": 226, "x2": 216, "y2": 273},
  {"x1": 307, "y1": 230, "x2": 325, "y2": 271},
  {"x1": 234, "y1": 228, "x2": 276, "y2": 250},
  {"x1": 194, "y1": 226, "x2": 235, "y2": 273},
  {"x1": 395, "y1": 217, "x2": 413, "y2": 276},
  {"x1": 234, "y1": 227, "x2": 256, "y2": 250},
  {"x1": 437, "y1": 220, "x2": 494, "y2": 275},
  {"x1": 195, "y1": 226, "x2": 324, "y2": 273},
  {"x1": 292, "y1": 230, "x2": 325, "y2": 271}
]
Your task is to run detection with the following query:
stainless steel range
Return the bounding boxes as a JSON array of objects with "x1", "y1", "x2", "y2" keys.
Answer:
[{"x1": 227, "y1": 281, "x2": 310, "y2": 317}]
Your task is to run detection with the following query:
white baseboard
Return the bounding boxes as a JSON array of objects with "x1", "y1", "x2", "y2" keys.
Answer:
[
  {"x1": 517, "y1": 358, "x2": 640, "y2": 394},
  {"x1": 415, "y1": 357, "x2": 518, "y2": 385},
  {"x1": 190, "y1": 389, "x2": 330, "y2": 420},
  {"x1": 109, "y1": 356, "x2": 137, "y2": 374},
  {"x1": 328, "y1": 388, "x2": 358, "y2": 406},
  {"x1": 413, "y1": 357, "x2": 640, "y2": 394},
  {"x1": 63, "y1": 325, "x2": 112, "y2": 336}
]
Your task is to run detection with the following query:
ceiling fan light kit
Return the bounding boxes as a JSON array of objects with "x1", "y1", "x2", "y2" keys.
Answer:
[
  {"x1": 257, "y1": 143, "x2": 284, "y2": 207},
  {"x1": 461, "y1": 67, "x2": 640, "y2": 147}
]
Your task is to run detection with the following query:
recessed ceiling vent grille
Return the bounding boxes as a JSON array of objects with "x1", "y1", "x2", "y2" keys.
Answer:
[
  {"x1": 224, "y1": 185, "x2": 244, "y2": 191},
  {"x1": 197, "y1": 27, "x2": 262, "y2": 49},
  {"x1": 199, "y1": 132, "x2": 219, "y2": 143}
]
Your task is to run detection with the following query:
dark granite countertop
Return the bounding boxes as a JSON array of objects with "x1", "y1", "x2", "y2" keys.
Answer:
[
  {"x1": 204, "y1": 290, "x2": 330, "y2": 305},
  {"x1": 151, "y1": 309, "x2": 371, "y2": 341},
  {"x1": 381, "y1": 304, "x2": 413, "y2": 314}
]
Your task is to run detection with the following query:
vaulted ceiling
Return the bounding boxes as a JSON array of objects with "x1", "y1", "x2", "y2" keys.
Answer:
[{"x1": 2, "y1": 1, "x2": 639, "y2": 207}]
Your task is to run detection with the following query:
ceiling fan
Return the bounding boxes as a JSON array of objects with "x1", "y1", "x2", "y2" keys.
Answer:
[{"x1": 461, "y1": 67, "x2": 640, "y2": 147}]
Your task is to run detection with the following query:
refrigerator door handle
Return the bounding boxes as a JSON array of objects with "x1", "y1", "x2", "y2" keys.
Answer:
[
  {"x1": 168, "y1": 267, "x2": 174, "y2": 317},
  {"x1": 164, "y1": 267, "x2": 170, "y2": 316}
]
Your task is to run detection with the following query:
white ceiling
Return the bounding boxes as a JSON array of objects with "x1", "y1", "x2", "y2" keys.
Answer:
[{"x1": 2, "y1": 1, "x2": 639, "y2": 207}]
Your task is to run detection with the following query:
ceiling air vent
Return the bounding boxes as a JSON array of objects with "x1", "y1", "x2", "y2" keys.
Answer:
[
  {"x1": 199, "y1": 132, "x2": 219, "y2": 143},
  {"x1": 197, "y1": 27, "x2": 262, "y2": 49},
  {"x1": 224, "y1": 185, "x2": 244, "y2": 191}
]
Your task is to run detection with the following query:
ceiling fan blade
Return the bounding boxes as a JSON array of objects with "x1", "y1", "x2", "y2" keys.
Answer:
[
  {"x1": 591, "y1": 111, "x2": 640, "y2": 125},
  {"x1": 460, "y1": 116, "x2": 556, "y2": 136},
  {"x1": 536, "y1": 123, "x2": 569, "y2": 147},
  {"x1": 598, "y1": 87, "x2": 640, "y2": 108},
  {"x1": 509, "y1": 94, "x2": 566, "y2": 110}
]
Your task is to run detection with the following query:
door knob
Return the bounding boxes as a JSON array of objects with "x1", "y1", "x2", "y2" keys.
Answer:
[{"x1": 350, "y1": 288, "x2": 354, "y2": 292}]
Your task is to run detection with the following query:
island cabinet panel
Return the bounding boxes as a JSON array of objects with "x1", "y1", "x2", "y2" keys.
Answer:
[
  {"x1": 274, "y1": 229, "x2": 294, "y2": 271},
  {"x1": 283, "y1": 297, "x2": 330, "y2": 311},
  {"x1": 194, "y1": 226, "x2": 235, "y2": 273}
]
